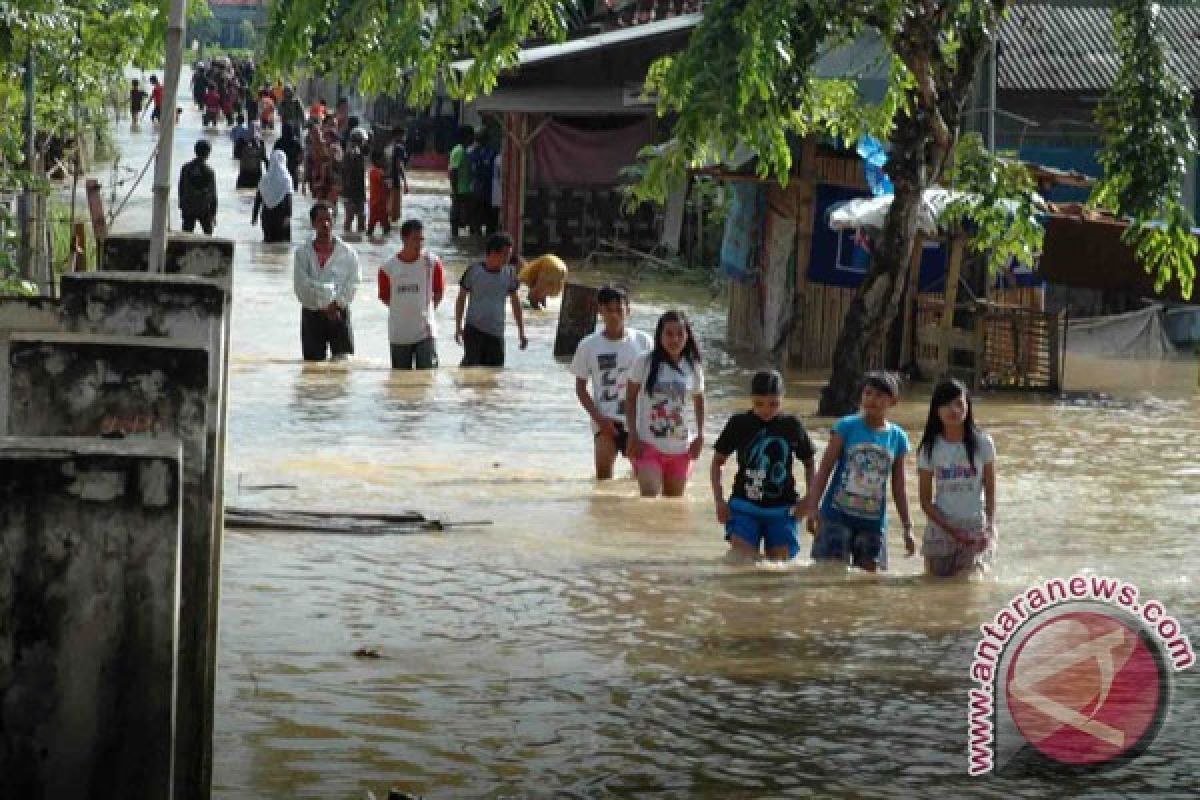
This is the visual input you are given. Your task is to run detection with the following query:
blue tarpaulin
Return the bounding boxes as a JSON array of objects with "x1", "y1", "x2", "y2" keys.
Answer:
[{"x1": 720, "y1": 183, "x2": 766, "y2": 283}]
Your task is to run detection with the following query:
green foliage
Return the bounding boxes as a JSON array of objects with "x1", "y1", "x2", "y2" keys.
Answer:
[
  {"x1": 1091, "y1": 0, "x2": 1196, "y2": 298},
  {"x1": 265, "y1": 0, "x2": 577, "y2": 103},
  {"x1": 942, "y1": 133, "x2": 1041, "y2": 273},
  {"x1": 0, "y1": 0, "x2": 207, "y2": 189}
]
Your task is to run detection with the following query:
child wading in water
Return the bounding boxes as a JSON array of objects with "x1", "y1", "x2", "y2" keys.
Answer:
[
  {"x1": 570, "y1": 286, "x2": 653, "y2": 480},
  {"x1": 625, "y1": 310, "x2": 705, "y2": 498},
  {"x1": 917, "y1": 379, "x2": 997, "y2": 577},
  {"x1": 711, "y1": 370, "x2": 816, "y2": 561},
  {"x1": 802, "y1": 371, "x2": 914, "y2": 572}
]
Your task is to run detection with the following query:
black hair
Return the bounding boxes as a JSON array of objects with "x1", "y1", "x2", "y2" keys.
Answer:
[
  {"x1": 309, "y1": 201, "x2": 332, "y2": 223},
  {"x1": 399, "y1": 219, "x2": 423, "y2": 238},
  {"x1": 596, "y1": 285, "x2": 628, "y2": 306},
  {"x1": 485, "y1": 231, "x2": 514, "y2": 254},
  {"x1": 645, "y1": 310, "x2": 701, "y2": 395},
  {"x1": 919, "y1": 379, "x2": 982, "y2": 469},
  {"x1": 235, "y1": 112, "x2": 245, "y2": 124},
  {"x1": 193, "y1": 140, "x2": 211, "y2": 158},
  {"x1": 751, "y1": 369, "x2": 784, "y2": 396},
  {"x1": 861, "y1": 370, "x2": 900, "y2": 399}
]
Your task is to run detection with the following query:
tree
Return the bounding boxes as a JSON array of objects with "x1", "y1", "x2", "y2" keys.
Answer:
[{"x1": 265, "y1": 1, "x2": 1196, "y2": 414}]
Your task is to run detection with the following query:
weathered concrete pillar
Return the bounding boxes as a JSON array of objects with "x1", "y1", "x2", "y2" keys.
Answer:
[
  {"x1": 99, "y1": 233, "x2": 233, "y2": 800},
  {"x1": 553, "y1": 282, "x2": 598, "y2": 357},
  {"x1": 0, "y1": 436, "x2": 182, "y2": 800},
  {"x1": 5, "y1": 333, "x2": 212, "y2": 800},
  {"x1": 58, "y1": 271, "x2": 228, "y2": 798},
  {"x1": 0, "y1": 296, "x2": 63, "y2": 435},
  {"x1": 101, "y1": 231, "x2": 234, "y2": 281}
]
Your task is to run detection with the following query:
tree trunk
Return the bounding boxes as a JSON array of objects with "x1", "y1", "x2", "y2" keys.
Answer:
[{"x1": 818, "y1": 113, "x2": 927, "y2": 416}]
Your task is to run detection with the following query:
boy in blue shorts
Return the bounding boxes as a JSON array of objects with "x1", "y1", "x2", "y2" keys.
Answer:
[
  {"x1": 711, "y1": 370, "x2": 816, "y2": 561},
  {"x1": 800, "y1": 371, "x2": 914, "y2": 572}
]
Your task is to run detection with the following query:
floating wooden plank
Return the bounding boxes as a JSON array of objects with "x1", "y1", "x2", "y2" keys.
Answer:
[{"x1": 224, "y1": 506, "x2": 492, "y2": 534}]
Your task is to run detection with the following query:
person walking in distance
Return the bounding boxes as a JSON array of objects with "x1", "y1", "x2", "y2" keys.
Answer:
[
  {"x1": 178, "y1": 140, "x2": 218, "y2": 234},
  {"x1": 293, "y1": 202, "x2": 361, "y2": 361},
  {"x1": 378, "y1": 219, "x2": 446, "y2": 369}
]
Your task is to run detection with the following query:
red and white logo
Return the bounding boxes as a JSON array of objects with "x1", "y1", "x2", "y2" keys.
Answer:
[{"x1": 1005, "y1": 610, "x2": 1164, "y2": 766}]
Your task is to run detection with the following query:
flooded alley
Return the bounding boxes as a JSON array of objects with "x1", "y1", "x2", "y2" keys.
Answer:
[{"x1": 94, "y1": 74, "x2": 1200, "y2": 799}]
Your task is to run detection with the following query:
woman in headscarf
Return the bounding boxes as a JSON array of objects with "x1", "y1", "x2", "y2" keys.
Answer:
[{"x1": 251, "y1": 150, "x2": 294, "y2": 243}]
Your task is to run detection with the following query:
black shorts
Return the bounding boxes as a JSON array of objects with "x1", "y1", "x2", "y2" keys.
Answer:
[
  {"x1": 390, "y1": 338, "x2": 438, "y2": 370},
  {"x1": 301, "y1": 307, "x2": 354, "y2": 361},
  {"x1": 595, "y1": 421, "x2": 629, "y2": 456},
  {"x1": 461, "y1": 324, "x2": 504, "y2": 367},
  {"x1": 181, "y1": 214, "x2": 214, "y2": 235}
]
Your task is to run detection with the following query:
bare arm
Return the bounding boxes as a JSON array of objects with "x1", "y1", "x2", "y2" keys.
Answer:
[
  {"x1": 711, "y1": 452, "x2": 730, "y2": 523},
  {"x1": 919, "y1": 468, "x2": 968, "y2": 542},
  {"x1": 688, "y1": 392, "x2": 706, "y2": 459},
  {"x1": 510, "y1": 291, "x2": 527, "y2": 347},
  {"x1": 574, "y1": 376, "x2": 607, "y2": 429},
  {"x1": 801, "y1": 432, "x2": 844, "y2": 517},
  {"x1": 892, "y1": 455, "x2": 915, "y2": 554},
  {"x1": 454, "y1": 288, "x2": 467, "y2": 344},
  {"x1": 625, "y1": 379, "x2": 642, "y2": 459}
]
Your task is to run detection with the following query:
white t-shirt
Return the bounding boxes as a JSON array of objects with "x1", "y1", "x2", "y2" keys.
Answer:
[
  {"x1": 917, "y1": 432, "x2": 996, "y2": 527},
  {"x1": 570, "y1": 328, "x2": 653, "y2": 432},
  {"x1": 627, "y1": 351, "x2": 705, "y2": 455}
]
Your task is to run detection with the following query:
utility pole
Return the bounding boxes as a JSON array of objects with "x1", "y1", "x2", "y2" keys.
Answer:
[
  {"x1": 148, "y1": 0, "x2": 188, "y2": 273},
  {"x1": 18, "y1": 47, "x2": 35, "y2": 280}
]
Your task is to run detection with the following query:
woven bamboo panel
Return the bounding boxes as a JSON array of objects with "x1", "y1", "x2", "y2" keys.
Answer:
[{"x1": 791, "y1": 283, "x2": 884, "y2": 370}]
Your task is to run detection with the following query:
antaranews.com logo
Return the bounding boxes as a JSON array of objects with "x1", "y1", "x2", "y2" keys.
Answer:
[{"x1": 968, "y1": 574, "x2": 1194, "y2": 776}]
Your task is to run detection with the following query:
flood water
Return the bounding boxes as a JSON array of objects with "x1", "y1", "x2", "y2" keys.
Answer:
[{"x1": 94, "y1": 73, "x2": 1199, "y2": 798}]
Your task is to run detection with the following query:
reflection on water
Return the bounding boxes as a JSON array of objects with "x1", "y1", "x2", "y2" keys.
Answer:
[{"x1": 100, "y1": 72, "x2": 1199, "y2": 798}]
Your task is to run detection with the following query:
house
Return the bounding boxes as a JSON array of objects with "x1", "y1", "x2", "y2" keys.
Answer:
[
  {"x1": 458, "y1": 8, "x2": 707, "y2": 257},
  {"x1": 996, "y1": 0, "x2": 1200, "y2": 221}
]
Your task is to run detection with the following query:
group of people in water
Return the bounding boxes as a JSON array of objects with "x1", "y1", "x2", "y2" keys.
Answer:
[
  {"x1": 568, "y1": 289, "x2": 998, "y2": 577},
  {"x1": 158, "y1": 76, "x2": 997, "y2": 578}
]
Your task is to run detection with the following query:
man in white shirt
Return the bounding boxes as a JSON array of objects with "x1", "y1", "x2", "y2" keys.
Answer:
[
  {"x1": 293, "y1": 202, "x2": 361, "y2": 361},
  {"x1": 377, "y1": 219, "x2": 446, "y2": 369},
  {"x1": 570, "y1": 286, "x2": 653, "y2": 479}
]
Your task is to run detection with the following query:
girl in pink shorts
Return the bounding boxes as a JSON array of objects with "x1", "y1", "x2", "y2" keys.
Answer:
[{"x1": 625, "y1": 310, "x2": 706, "y2": 497}]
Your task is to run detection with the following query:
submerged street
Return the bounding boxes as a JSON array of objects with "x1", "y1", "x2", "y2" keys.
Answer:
[{"x1": 94, "y1": 73, "x2": 1200, "y2": 799}]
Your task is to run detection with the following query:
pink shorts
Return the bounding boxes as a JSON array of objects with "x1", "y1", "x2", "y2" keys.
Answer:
[{"x1": 633, "y1": 442, "x2": 693, "y2": 481}]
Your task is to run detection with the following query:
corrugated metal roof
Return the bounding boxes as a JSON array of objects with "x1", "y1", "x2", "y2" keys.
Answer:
[{"x1": 999, "y1": 1, "x2": 1200, "y2": 92}]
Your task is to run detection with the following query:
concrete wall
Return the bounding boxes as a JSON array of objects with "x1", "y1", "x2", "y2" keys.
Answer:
[
  {"x1": 5, "y1": 333, "x2": 213, "y2": 800},
  {"x1": 0, "y1": 297, "x2": 63, "y2": 436},
  {"x1": 0, "y1": 437, "x2": 182, "y2": 800},
  {"x1": 101, "y1": 233, "x2": 235, "y2": 286},
  {"x1": 92, "y1": 236, "x2": 233, "y2": 799}
]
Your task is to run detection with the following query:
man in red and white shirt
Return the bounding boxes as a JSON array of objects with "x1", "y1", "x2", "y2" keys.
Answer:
[{"x1": 378, "y1": 218, "x2": 446, "y2": 369}]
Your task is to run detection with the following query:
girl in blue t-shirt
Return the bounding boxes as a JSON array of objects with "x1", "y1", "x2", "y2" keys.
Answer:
[{"x1": 800, "y1": 371, "x2": 914, "y2": 572}]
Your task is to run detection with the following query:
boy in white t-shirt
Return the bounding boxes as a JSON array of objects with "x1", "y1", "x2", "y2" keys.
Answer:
[
  {"x1": 377, "y1": 219, "x2": 446, "y2": 369},
  {"x1": 570, "y1": 286, "x2": 653, "y2": 479}
]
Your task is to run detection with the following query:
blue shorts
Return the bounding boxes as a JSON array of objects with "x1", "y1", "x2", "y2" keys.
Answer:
[
  {"x1": 725, "y1": 498, "x2": 800, "y2": 558},
  {"x1": 811, "y1": 514, "x2": 887, "y2": 570}
]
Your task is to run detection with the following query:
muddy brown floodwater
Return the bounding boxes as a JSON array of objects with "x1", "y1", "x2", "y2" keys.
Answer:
[{"x1": 92, "y1": 71, "x2": 1199, "y2": 798}]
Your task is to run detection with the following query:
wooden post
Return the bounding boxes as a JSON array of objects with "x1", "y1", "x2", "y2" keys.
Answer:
[
  {"x1": 898, "y1": 235, "x2": 924, "y2": 369},
  {"x1": 941, "y1": 235, "x2": 966, "y2": 330},
  {"x1": 86, "y1": 179, "x2": 107, "y2": 244},
  {"x1": 71, "y1": 223, "x2": 87, "y2": 271},
  {"x1": 788, "y1": 137, "x2": 818, "y2": 369},
  {"x1": 937, "y1": 235, "x2": 966, "y2": 375},
  {"x1": 553, "y1": 282, "x2": 598, "y2": 357},
  {"x1": 147, "y1": 0, "x2": 187, "y2": 273}
]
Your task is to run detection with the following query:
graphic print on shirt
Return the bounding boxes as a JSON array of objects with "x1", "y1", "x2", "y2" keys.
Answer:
[
  {"x1": 832, "y1": 442, "x2": 893, "y2": 519},
  {"x1": 647, "y1": 378, "x2": 688, "y2": 442},
  {"x1": 743, "y1": 430, "x2": 791, "y2": 502},
  {"x1": 596, "y1": 353, "x2": 627, "y2": 418}
]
